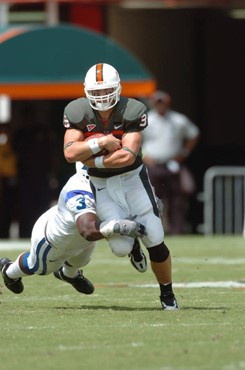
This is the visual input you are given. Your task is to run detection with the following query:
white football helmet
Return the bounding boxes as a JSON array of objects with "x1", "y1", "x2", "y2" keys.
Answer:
[
  {"x1": 84, "y1": 63, "x2": 121, "y2": 111},
  {"x1": 75, "y1": 162, "x2": 89, "y2": 182}
]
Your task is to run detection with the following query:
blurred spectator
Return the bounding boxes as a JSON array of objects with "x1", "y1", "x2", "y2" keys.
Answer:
[
  {"x1": 142, "y1": 91, "x2": 200, "y2": 234},
  {"x1": 0, "y1": 124, "x2": 18, "y2": 238}
]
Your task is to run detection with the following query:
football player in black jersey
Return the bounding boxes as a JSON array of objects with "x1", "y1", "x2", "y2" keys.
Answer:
[{"x1": 62, "y1": 63, "x2": 178, "y2": 310}]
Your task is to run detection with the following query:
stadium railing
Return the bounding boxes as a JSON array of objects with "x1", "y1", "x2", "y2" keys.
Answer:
[{"x1": 203, "y1": 166, "x2": 245, "y2": 235}]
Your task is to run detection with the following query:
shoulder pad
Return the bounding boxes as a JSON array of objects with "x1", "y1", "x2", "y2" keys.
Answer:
[
  {"x1": 118, "y1": 97, "x2": 147, "y2": 122},
  {"x1": 64, "y1": 98, "x2": 93, "y2": 124}
]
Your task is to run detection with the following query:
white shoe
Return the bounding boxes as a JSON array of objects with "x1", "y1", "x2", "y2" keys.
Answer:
[
  {"x1": 129, "y1": 249, "x2": 147, "y2": 273},
  {"x1": 160, "y1": 293, "x2": 179, "y2": 310}
]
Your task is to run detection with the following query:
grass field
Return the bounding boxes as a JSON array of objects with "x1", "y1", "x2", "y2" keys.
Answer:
[{"x1": 0, "y1": 235, "x2": 245, "y2": 370}]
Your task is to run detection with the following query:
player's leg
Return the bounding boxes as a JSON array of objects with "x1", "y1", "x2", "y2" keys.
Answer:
[
  {"x1": 0, "y1": 209, "x2": 61, "y2": 294},
  {"x1": 128, "y1": 238, "x2": 147, "y2": 273},
  {"x1": 104, "y1": 234, "x2": 147, "y2": 272},
  {"x1": 90, "y1": 176, "x2": 147, "y2": 272},
  {"x1": 125, "y1": 165, "x2": 179, "y2": 309},
  {"x1": 135, "y1": 210, "x2": 178, "y2": 309},
  {"x1": 53, "y1": 242, "x2": 95, "y2": 294},
  {"x1": 0, "y1": 240, "x2": 53, "y2": 294},
  {"x1": 0, "y1": 257, "x2": 25, "y2": 294},
  {"x1": 147, "y1": 242, "x2": 178, "y2": 310}
]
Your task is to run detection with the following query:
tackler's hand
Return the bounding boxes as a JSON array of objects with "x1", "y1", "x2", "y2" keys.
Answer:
[
  {"x1": 136, "y1": 223, "x2": 146, "y2": 237},
  {"x1": 113, "y1": 220, "x2": 146, "y2": 238}
]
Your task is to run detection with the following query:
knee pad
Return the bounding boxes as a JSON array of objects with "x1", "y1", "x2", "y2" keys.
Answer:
[{"x1": 147, "y1": 242, "x2": 169, "y2": 262}]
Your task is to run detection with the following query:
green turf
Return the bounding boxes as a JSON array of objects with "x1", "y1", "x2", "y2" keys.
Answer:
[{"x1": 0, "y1": 236, "x2": 245, "y2": 370}]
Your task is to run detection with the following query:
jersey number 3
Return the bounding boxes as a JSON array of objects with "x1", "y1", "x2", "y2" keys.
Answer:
[
  {"x1": 77, "y1": 195, "x2": 86, "y2": 210},
  {"x1": 140, "y1": 114, "x2": 147, "y2": 127}
]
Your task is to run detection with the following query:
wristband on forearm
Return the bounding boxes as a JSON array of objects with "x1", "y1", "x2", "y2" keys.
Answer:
[
  {"x1": 99, "y1": 220, "x2": 116, "y2": 237},
  {"x1": 95, "y1": 156, "x2": 105, "y2": 168},
  {"x1": 88, "y1": 138, "x2": 101, "y2": 154}
]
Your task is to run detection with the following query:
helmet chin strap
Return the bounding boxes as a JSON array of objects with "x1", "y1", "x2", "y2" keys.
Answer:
[
  {"x1": 88, "y1": 93, "x2": 119, "y2": 111},
  {"x1": 91, "y1": 99, "x2": 117, "y2": 111}
]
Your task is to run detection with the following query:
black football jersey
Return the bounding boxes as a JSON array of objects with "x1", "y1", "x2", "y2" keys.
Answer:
[{"x1": 63, "y1": 97, "x2": 148, "y2": 177}]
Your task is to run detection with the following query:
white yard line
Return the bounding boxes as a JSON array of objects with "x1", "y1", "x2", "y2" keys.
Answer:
[
  {"x1": 129, "y1": 281, "x2": 245, "y2": 288},
  {"x1": 0, "y1": 240, "x2": 29, "y2": 251},
  {"x1": 101, "y1": 281, "x2": 245, "y2": 288}
]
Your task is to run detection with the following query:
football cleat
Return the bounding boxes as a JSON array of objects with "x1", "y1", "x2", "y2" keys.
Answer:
[
  {"x1": 53, "y1": 268, "x2": 94, "y2": 295},
  {"x1": 129, "y1": 239, "x2": 147, "y2": 273},
  {"x1": 0, "y1": 257, "x2": 24, "y2": 294},
  {"x1": 160, "y1": 293, "x2": 179, "y2": 310}
]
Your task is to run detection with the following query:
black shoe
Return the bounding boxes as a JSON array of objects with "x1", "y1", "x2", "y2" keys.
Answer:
[
  {"x1": 129, "y1": 239, "x2": 147, "y2": 273},
  {"x1": 53, "y1": 268, "x2": 94, "y2": 294},
  {"x1": 0, "y1": 257, "x2": 24, "y2": 294},
  {"x1": 160, "y1": 293, "x2": 179, "y2": 310}
]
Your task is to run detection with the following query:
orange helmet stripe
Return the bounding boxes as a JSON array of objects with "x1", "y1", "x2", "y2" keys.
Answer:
[{"x1": 96, "y1": 63, "x2": 103, "y2": 82}]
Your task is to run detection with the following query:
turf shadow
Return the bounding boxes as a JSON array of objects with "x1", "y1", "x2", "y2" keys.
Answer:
[{"x1": 54, "y1": 305, "x2": 162, "y2": 311}]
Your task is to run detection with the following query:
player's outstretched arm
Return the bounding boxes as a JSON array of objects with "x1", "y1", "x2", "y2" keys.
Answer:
[{"x1": 76, "y1": 212, "x2": 145, "y2": 241}]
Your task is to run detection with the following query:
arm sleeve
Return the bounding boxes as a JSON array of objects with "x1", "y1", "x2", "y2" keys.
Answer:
[{"x1": 65, "y1": 189, "x2": 96, "y2": 221}]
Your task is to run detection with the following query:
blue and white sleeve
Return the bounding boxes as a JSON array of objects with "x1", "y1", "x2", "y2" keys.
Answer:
[{"x1": 65, "y1": 189, "x2": 96, "y2": 220}]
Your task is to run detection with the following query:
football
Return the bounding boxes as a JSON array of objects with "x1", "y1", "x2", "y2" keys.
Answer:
[{"x1": 84, "y1": 133, "x2": 108, "y2": 157}]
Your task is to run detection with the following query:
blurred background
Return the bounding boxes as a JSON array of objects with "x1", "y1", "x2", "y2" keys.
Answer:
[{"x1": 0, "y1": 0, "x2": 244, "y2": 238}]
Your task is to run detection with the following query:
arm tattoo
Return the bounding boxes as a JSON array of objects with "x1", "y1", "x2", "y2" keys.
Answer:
[
  {"x1": 64, "y1": 141, "x2": 74, "y2": 151},
  {"x1": 122, "y1": 147, "x2": 137, "y2": 158}
]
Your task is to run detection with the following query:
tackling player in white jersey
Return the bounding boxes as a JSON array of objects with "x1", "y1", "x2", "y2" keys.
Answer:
[{"x1": 0, "y1": 163, "x2": 145, "y2": 295}]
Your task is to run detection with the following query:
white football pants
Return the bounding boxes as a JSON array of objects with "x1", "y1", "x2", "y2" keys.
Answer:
[{"x1": 90, "y1": 165, "x2": 164, "y2": 257}]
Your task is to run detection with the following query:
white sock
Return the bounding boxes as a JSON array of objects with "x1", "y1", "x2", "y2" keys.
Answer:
[
  {"x1": 5, "y1": 260, "x2": 26, "y2": 279},
  {"x1": 62, "y1": 266, "x2": 80, "y2": 278}
]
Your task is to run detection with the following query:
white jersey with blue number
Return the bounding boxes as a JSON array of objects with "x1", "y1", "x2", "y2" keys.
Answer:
[{"x1": 43, "y1": 173, "x2": 96, "y2": 251}]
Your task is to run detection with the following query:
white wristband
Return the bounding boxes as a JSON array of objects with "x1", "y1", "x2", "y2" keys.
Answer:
[
  {"x1": 88, "y1": 138, "x2": 101, "y2": 154},
  {"x1": 95, "y1": 156, "x2": 105, "y2": 168},
  {"x1": 100, "y1": 220, "x2": 116, "y2": 237}
]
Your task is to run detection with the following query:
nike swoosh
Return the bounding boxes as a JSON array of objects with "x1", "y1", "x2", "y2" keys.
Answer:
[
  {"x1": 114, "y1": 124, "x2": 122, "y2": 129},
  {"x1": 98, "y1": 187, "x2": 106, "y2": 191}
]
